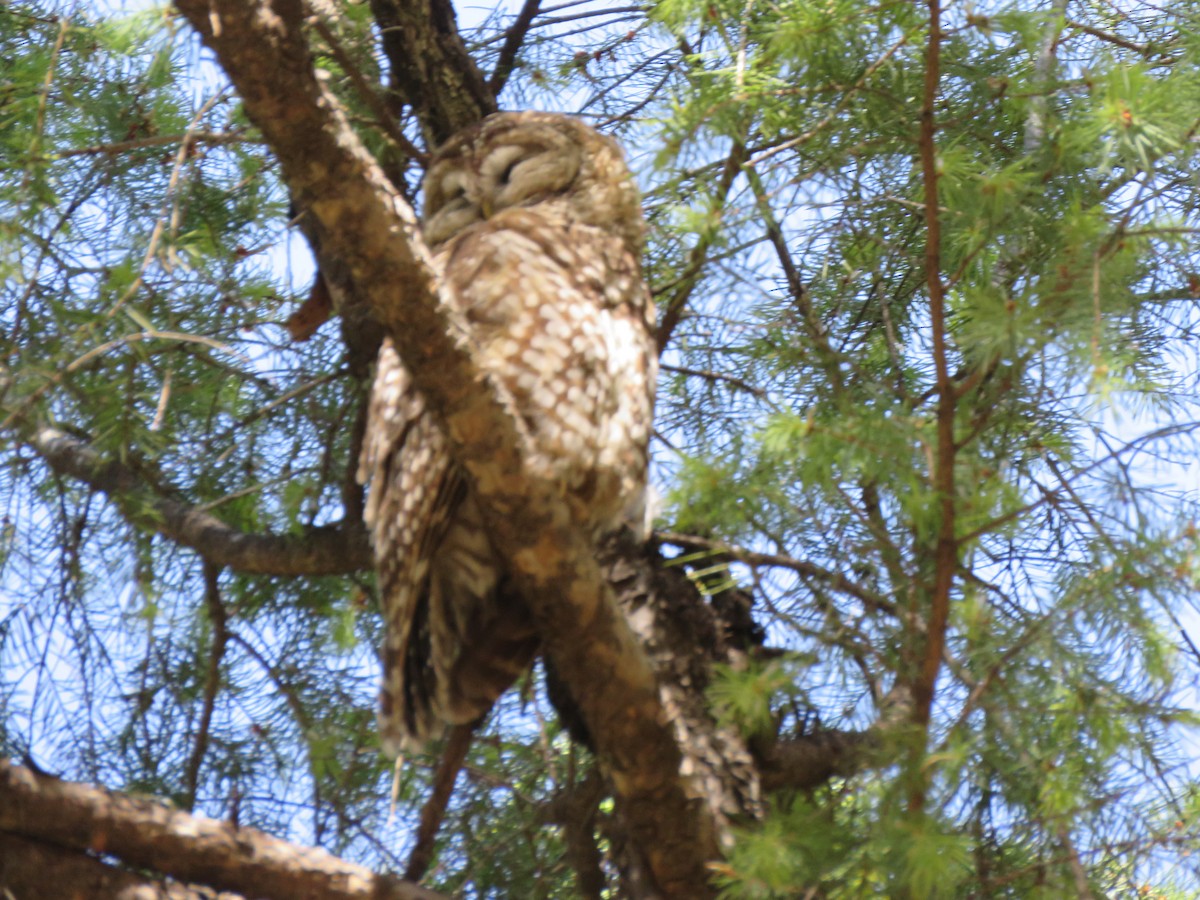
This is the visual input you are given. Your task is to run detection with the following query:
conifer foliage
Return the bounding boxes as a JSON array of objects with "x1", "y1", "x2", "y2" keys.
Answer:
[{"x1": 2, "y1": 1, "x2": 1199, "y2": 897}]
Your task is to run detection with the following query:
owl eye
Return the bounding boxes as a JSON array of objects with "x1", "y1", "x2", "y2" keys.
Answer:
[
  {"x1": 422, "y1": 166, "x2": 481, "y2": 245},
  {"x1": 498, "y1": 158, "x2": 521, "y2": 186},
  {"x1": 429, "y1": 173, "x2": 471, "y2": 217},
  {"x1": 485, "y1": 144, "x2": 535, "y2": 189}
]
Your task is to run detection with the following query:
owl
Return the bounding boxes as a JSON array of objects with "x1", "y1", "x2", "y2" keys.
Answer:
[{"x1": 359, "y1": 112, "x2": 657, "y2": 754}]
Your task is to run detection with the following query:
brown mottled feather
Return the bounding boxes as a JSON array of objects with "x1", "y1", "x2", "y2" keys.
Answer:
[{"x1": 359, "y1": 112, "x2": 656, "y2": 753}]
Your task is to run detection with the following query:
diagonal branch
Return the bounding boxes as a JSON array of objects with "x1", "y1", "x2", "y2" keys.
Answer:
[
  {"x1": 27, "y1": 427, "x2": 372, "y2": 575},
  {"x1": 489, "y1": 0, "x2": 541, "y2": 95},
  {"x1": 170, "y1": 1, "x2": 717, "y2": 894},
  {"x1": 307, "y1": 14, "x2": 428, "y2": 163},
  {"x1": 654, "y1": 140, "x2": 748, "y2": 353},
  {"x1": 656, "y1": 530, "x2": 895, "y2": 616},
  {"x1": 404, "y1": 723, "x2": 475, "y2": 882},
  {"x1": 0, "y1": 760, "x2": 444, "y2": 900}
]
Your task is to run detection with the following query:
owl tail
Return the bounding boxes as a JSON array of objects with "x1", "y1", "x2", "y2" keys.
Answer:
[
  {"x1": 440, "y1": 582, "x2": 540, "y2": 724},
  {"x1": 378, "y1": 498, "x2": 539, "y2": 756}
]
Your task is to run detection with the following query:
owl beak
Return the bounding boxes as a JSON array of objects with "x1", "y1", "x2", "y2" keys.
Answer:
[{"x1": 480, "y1": 196, "x2": 494, "y2": 219}]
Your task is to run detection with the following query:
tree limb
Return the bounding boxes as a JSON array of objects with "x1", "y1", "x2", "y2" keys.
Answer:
[
  {"x1": 368, "y1": 0, "x2": 496, "y2": 145},
  {"x1": 540, "y1": 768, "x2": 607, "y2": 899},
  {"x1": 654, "y1": 140, "x2": 748, "y2": 353},
  {"x1": 489, "y1": 0, "x2": 541, "y2": 95},
  {"x1": 170, "y1": 1, "x2": 718, "y2": 893},
  {"x1": 912, "y1": 0, "x2": 956, "y2": 813},
  {"x1": 404, "y1": 723, "x2": 475, "y2": 882},
  {"x1": 757, "y1": 730, "x2": 878, "y2": 792},
  {"x1": 307, "y1": 13, "x2": 427, "y2": 163},
  {"x1": 182, "y1": 560, "x2": 230, "y2": 811},
  {"x1": 656, "y1": 530, "x2": 896, "y2": 617},
  {"x1": 0, "y1": 831, "x2": 246, "y2": 900},
  {"x1": 0, "y1": 760, "x2": 445, "y2": 900},
  {"x1": 27, "y1": 427, "x2": 372, "y2": 575}
]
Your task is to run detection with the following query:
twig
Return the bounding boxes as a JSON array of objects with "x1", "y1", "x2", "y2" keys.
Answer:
[
  {"x1": 747, "y1": 26, "x2": 916, "y2": 168},
  {"x1": 654, "y1": 531, "x2": 895, "y2": 616},
  {"x1": 1065, "y1": 19, "x2": 1162, "y2": 56},
  {"x1": 660, "y1": 363, "x2": 766, "y2": 399},
  {"x1": 21, "y1": 14, "x2": 68, "y2": 189},
  {"x1": 30, "y1": 129, "x2": 251, "y2": 160},
  {"x1": 182, "y1": 560, "x2": 230, "y2": 811},
  {"x1": 0, "y1": 329, "x2": 243, "y2": 435},
  {"x1": 655, "y1": 140, "x2": 748, "y2": 353},
  {"x1": 307, "y1": 14, "x2": 427, "y2": 163},
  {"x1": 740, "y1": 157, "x2": 851, "y2": 397},
  {"x1": 405, "y1": 724, "x2": 476, "y2": 882}
]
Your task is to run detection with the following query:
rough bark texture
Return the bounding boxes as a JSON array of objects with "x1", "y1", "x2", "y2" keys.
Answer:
[
  {"x1": 0, "y1": 831, "x2": 244, "y2": 900},
  {"x1": 300, "y1": 0, "x2": 499, "y2": 377},
  {"x1": 368, "y1": 0, "x2": 496, "y2": 146},
  {"x1": 170, "y1": 1, "x2": 718, "y2": 894},
  {"x1": 0, "y1": 760, "x2": 444, "y2": 900},
  {"x1": 599, "y1": 532, "x2": 763, "y2": 843}
]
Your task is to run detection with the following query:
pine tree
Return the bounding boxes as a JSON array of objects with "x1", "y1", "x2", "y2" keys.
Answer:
[{"x1": 2, "y1": 1, "x2": 1199, "y2": 897}]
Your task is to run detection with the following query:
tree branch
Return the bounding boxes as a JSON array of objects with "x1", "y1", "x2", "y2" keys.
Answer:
[
  {"x1": 654, "y1": 140, "x2": 748, "y2": 353},
  {"x1": 307, "y1": 13, "x2": 428, "y2": 163},
  {"x1": 0, "y1": 760, "x2": 445, "y2": 900},
  {"x1": 27, "y1": 427, "x2": 372, "y2": 575},
  {"x1": 170, "y1": 2, "x2": 718, "y2": 893},
  {"x1": 757, "y1": 730, "x2": 877, "y2": 792},
  {"x1": 911, "y1": 0, "x2": 955, "y2": 813},
  {"x1": 368, "y1": 0, "x2": 496, "y2": 145},
  {"x1": 540, "y1": 768, "x2": 607, "y2": 899},
  {"x1": 0, "y1": 831, "x2": 246, "y2": 900},
  {"x1": 404, "y1": 723, "x2": 475, "y2": 882},
  {"x1": 756, "y1": 681, "x2": 915, "y2": 792},
  {"x1": 656, "y1": 530, "x2": 896, "y2": 617},
  {"x1": 489, "y1": 0, "x2": 541, "y2": 95},
  {"x1": 182, "y1": 561, "x2": 230, "y2": 811}
]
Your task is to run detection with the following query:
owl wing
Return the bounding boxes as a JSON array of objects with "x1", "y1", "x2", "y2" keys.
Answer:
[
  {"x1": 362, "y1": 210, "x2": 653, "y2": 754},
  {"x1": 361, "y1": 339, "x2": 539, "y2": 754},
  {"x1": 360, "y1": 340, "x2": 458, "y2": 750}
]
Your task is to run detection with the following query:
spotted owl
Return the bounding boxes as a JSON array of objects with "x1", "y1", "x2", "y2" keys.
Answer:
[{"x1": 359, "y1": 111, "x2": 657, "y2": 754}]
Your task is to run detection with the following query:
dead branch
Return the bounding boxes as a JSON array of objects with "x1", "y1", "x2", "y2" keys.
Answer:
[
  {"x1": 0, "y1": 831, "x2": 245, "y2": 900},
  {"x1": 27, "y1": 427, "x2": 371, "y2": 575},
  {"x1": 0, "y1": 760, "x2": 444, "y2": 900}
]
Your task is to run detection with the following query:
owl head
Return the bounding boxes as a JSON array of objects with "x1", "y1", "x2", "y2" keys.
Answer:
[{"x1": 422, "y1": 111, "x2": 644, "y2": 256}]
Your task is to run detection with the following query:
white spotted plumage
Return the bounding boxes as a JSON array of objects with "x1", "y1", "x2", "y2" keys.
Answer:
[{"x1": 359, "y1": 112, "x2": 657, "y2": 753}]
